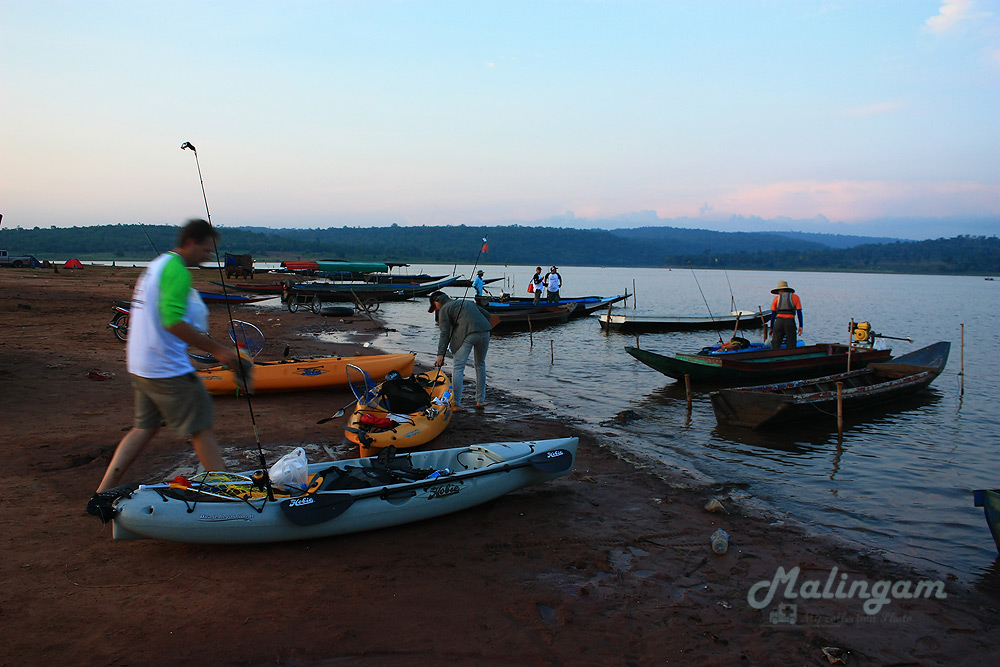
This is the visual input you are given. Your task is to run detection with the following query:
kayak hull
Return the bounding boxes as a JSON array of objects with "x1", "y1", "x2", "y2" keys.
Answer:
[
  {"x1": 197, "y1": 353, "x2": 415, "y2": 395},
  {"x1": 110, "y1": 437, "x2": 578, "y2": 544}
]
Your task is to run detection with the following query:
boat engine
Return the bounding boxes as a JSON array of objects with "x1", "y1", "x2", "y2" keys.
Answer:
[{"x1": 850, "y1": 321, "x2": 876, "y2": 346}]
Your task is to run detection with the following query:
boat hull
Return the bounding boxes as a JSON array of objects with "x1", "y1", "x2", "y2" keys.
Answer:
[
  {"x1": 601, "y1": 310, "x2": 770, "y2": 332},
  {"x1": 973, "y1": 489, "x2": 1000, "y2": 555},
  {"x1": 625, "y1": 343, "x2": 893, "y2": 384},
  {"x1": 710, "y1": 342, "x2": 950, "y2": 429},
  {"x1": 110, "y1": 438, "x2": 578, "y2": 544},
  {"x1": 198, "y1": 353, "x2": 415, "y2": 395}
]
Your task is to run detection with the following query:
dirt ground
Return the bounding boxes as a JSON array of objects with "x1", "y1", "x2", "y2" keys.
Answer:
[{"x1": 1, "y1": 265, "x2": 998, "y2": 666}]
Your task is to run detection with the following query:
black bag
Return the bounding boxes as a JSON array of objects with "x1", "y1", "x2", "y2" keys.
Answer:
[{"x1": 380, "y1": 374, "x2": 431, "y2": 414}]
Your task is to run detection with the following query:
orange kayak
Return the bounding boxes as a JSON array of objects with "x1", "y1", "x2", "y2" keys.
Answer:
[
  {"x1": 345, "y1": 370, "x2": 454, "y2": 456},
  {"x1": 198, "y1": 353, "x2": 415, "y2": 395}
]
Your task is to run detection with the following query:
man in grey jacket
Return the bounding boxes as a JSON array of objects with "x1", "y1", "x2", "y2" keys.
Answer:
[{"x1": 428, "y1": 291, "x2": 493, "y2": 410}]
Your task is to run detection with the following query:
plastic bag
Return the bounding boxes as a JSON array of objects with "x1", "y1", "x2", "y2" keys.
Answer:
[
  {"x1": 527, "y1": 282, "x2": 534, "y2": 293},
  {"x1": 268, "y1": 447, "x2": 308, "y2": 491}
]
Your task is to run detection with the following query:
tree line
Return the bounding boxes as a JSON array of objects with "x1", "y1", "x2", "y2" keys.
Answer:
[{"x1": 1, "y1": 223, "x2": 997, "y2": 275}]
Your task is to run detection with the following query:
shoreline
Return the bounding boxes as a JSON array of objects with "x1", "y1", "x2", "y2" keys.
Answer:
[{"x1": 1, "y1": 266, "x2": 998, "y2": 665}]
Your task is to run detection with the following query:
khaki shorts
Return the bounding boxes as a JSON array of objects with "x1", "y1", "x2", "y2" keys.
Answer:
[{"x1": 131, "y1": 373, "x2": 214, "y2": 435}]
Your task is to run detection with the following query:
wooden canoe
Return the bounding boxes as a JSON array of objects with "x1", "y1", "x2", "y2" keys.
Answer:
[
  {"x1": 709, "y1": 341, "x2": 950, "y2": 429},
  {"x1": 973, "y1": 489, "x2": 1000, "y2": 555},
  {"x1": 488, "y1": 303, "x2": 578, "y2": 331},
  {"x1": 477, "y1": 294, "x2": 629, "y2": 318},
  {"x1": 345, "y1": 370, "x2": 454, "y2": 456},
  {"x1": 600, "y1": 310, "x2": 770, "y2": 333},
  {"x1": 198, "y1": 353, "x2": 415, "y2": 395},
  {"x1": 625, "y1": 343, "x2": 893, "y2": 384}
]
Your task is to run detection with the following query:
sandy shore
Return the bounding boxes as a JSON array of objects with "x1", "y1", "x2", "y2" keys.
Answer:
[{"x1": 1, "y1": 265, "x2": 998, "y2": 665}]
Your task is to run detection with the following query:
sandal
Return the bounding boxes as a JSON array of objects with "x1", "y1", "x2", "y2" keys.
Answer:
[{"x1": 474, "y1": 403, "x2": 486, "y2": 410}]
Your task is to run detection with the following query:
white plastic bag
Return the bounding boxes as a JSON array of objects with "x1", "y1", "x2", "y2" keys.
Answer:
[{"x1": 268, "y1": 447, "x2": 308, "y2": 491}]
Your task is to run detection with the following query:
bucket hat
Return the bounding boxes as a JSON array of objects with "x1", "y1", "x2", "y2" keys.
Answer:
[{"x1": 771, "y1": 280, "x2": 794, "y2": 294}]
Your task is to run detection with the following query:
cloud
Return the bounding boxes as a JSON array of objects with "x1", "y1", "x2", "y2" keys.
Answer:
[
  {"x1": 718, "y1": 180, "x2": 1000, "y2": 222},
  {"x1": 924, "y1": 0, "x2": 979, "y2": 33}
]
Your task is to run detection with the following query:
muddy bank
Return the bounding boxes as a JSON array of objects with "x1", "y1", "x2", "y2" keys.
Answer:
[{"x1": 0, "y1": 266, "x2": 997, "y2": 666}]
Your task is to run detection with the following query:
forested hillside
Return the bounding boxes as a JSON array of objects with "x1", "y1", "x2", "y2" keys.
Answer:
[{"x1": 1, "y1": 224, "x2": 997, "y2": 275}]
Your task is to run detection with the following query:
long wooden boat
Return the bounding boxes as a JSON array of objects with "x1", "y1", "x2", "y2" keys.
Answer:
[
  {"x1": 287, "y1": 275, "x2": 461, "y2": 303},
  {"x1": 197, "y1": 353, "x2": 415, "y2": 395},
  {"x1": 346, "y1": 370, "x2": 454, "y2": 457},
  {"x1": 488, "y1": 304, "x2": 578, "y2": 331},
  {"x1": 625, "y1": 343, "x2": 893, "y2": 384},
  {"x1": 709, "y1": 341, "x2": 950, "y2": 429},
  {"x1": 973, "y1": 489, "x2": 1000, "y2": 555},
  {"x1": 476, "y1": 294, "x2": 629, "y2": 318},
  {"x1": 452, "y1": 276, "x2": 503, "y2": 288},
  {"x1": 211, "y1": 281, "x2": 287, "y2": 295},
  {"x1": 600, "y1": 310, "x2": 770, "y2": 333},
  {"x1": 364, "y1": 273, "x2": 448, "y2": 285},
  {"x1": 197, "y1": 291, "x2": 273, "y2": 304},
  {"x1": 106, "y1": 437, "x2": 577, "y2": 544}
]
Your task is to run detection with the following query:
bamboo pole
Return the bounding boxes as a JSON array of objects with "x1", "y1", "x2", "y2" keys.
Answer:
[
  {"x1": 528, "y1": 315, "x2": 533, "y2": 347},
  {"x1": 685, "y1": 374, "x2": 692, "y2": 411},
  {"x1": 550, "y1": 339, "x2": 554, "y2": 364},
  {"x1": 847, "y1": 318, "x2": 854, "y2": 371},
  {"x1": 632, "y1": 279, "x2": 637, "y2": 309},
  {"x1": 960, "y1": 323, "x2": 965, "y2": 395},
  {"x1": 837, "y1": 381, "x2": 844, "y2": 436}
]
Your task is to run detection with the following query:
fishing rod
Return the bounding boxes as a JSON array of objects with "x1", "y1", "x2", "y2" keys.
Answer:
[
  {"x1": 724, "y1": 270, "x2": 736, "y2": 313},
  {"x1": 139, "y1": 222, "x2": 160, "y2": 256},
  {"x1": 690, "y1": 269, "x2": 723, "y2": 344},
  {"x1": 181, "y1": 141, "x2": 273, "y2": 500},
  {"x1": 458, "y1": 234, "x2": 489, "y2": 302}
]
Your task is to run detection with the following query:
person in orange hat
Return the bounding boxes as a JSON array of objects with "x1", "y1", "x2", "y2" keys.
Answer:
[{"x1": 768, "y1": 280, "x2": 803, "y2": 350}]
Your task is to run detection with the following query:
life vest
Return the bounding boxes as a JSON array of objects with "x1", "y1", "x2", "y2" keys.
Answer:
[{"x1": 776, "y1": 291, "x2": 796, "y2": 315}]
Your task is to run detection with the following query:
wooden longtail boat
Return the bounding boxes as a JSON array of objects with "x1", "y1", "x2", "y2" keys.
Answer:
[
  {"x1": 973, "y1": 489, "x2": 1000, "y2": 555},
  {"x1": 625, "y1": 343, "x2": 893, "y2": 384},
  {"x1": 600, "y1": 310, "x2": 770, "y2": 333},
  {"x1": 197, "y1": 353, "x2": 415, "y2": 395},
  {"x1": 488, "y1": 304, "x2": 578, "y2": 331},
  {"x1": 287, "y1": 275, "x2": 461, "y2": 303},
  {"x1": 476, "y1": 294, "x2": 629, "y2": 318},
  {"x1": 709, "y1": 342, "x2": 950, "y2": 429}
]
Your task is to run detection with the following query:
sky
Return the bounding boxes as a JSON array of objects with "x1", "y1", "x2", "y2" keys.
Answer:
[{"x1": 1, "y1": 1, "x2": 998, "y2": 238}]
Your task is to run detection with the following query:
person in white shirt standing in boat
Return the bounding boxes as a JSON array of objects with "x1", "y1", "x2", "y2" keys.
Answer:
[
  {"x1": 530, "y1": 267, "x2": 545, "y2": 305},
  {"x1": 545, "y1": 266, "x2": 562, "y2": 304}
]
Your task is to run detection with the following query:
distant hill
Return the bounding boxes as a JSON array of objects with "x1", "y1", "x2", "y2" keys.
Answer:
[
  {"x1": 1, "y1": 223, "x2": 996, "y2": 274},
  {"x1": 766, "y1": 231, "x2": 900, "y2": 249}
]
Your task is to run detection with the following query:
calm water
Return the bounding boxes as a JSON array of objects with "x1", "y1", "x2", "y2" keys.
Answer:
[{"x1": 329, "y1": 264, "x2": 1000, "y2": 583}]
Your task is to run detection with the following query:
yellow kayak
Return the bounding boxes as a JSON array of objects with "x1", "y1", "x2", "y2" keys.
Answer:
[
  {"x1": 198, "y1": 353, "x2": 415, "y2": 395},
  {"x1": 345, "y1": 370, "x2": 454, "y2": 456}
]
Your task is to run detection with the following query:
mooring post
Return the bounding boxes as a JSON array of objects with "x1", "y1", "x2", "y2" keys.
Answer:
[
  {"x1": 685, "y1": 374, "x2": 692, "y2": 411},
  {"x1": 837, "y1": 381, "x2": 844, "y2": 435}
]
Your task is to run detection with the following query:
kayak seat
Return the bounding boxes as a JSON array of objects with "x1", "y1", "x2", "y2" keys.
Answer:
[{"x1": 457, "y1": 442, "x2": 536, "y2": 470}]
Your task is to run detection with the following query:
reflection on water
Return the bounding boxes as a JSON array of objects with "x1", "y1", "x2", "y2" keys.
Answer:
[{"x1": 320, "y1": 265, "x2": 1000, "y2": 582}]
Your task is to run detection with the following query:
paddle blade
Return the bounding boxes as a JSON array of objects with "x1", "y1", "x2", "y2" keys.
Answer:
[
  {"x1": 529, "y1": 448, "x2": 574, "y2": 473},
  {"x1": 280, "y1": 493, "x2": 354, "y2": 526}
]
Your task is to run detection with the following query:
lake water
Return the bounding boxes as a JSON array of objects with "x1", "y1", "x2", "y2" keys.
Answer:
[{"x1": 311, "y1": 263, "x2": 999, "y2": 584}]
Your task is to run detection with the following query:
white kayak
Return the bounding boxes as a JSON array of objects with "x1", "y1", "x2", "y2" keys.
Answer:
[{"x1": 109, "y1": 437, "x2": 578, "y2": 544}]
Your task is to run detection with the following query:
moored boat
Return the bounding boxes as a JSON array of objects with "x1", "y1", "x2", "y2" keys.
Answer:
[
  {"x1": 625, "y1": 343, "x2": 893, "y2": 385},
  {"x1": 709, "y1": 341, "x2": 950, "y2": 429},
  {"x1": 476, "y1": 294, "x2": 629, "y2": 318},
  {"x1": 197, "y1": 353, "x2": 415, "y2": 395},
  {"x1": 488, "y1": 303, "x2": 578, "y2": 331},
  {"x1": 286, "y1": 275, "x2": 461, "y2": 303},
  {"x1": 107, "y1": 437, "x2": 578, "y2": 544},
  {"x1": 973, "y1": 489, "x2": 1000, "y2": 554},
  {"x1": 600, "y1": 310, "x2": 770, "y2": 333}
]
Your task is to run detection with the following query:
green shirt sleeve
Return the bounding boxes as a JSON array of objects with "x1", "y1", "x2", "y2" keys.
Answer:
[{"x1": 159, "y1": 254, "x2": 192, "y2": 328}]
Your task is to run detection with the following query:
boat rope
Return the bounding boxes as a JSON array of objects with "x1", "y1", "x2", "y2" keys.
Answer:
[
  {"x1": 181, "y1": 141, "x2": 274, "y2": 501},
  {"x1": 690, "y1": 270, "x2": 723, "y2": 344}
]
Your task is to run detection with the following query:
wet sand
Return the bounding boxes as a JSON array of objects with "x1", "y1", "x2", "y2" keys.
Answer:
[{"x1": 1, "y1": 265, "x2": 998, "y2": 665}]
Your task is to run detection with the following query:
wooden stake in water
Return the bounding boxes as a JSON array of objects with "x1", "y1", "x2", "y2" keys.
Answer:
[
  {"x1": 528, "y1": 316, "x2": 533, "y2": 347},
  {"x1": 960, "y1": 323, "x2": 965, "y2": 396},
  {"x1": 550, "y1": 339, "x2": 554, "y2": 364},
  {"x1": 685, "y1": 374, "x2": 692, "y2": 411},
  {"x1": 837, "y1": 381, "x2": 844, "y2": 435},
  {"x1": 605, "y1": 302, "x2": 613, "y2": 336},
  {"x1": 847, "y1": 318, "x2": 854, "y2": 371},
  {"x1": 632, "y1": 279, "x2": 637, "y2": 309}
]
